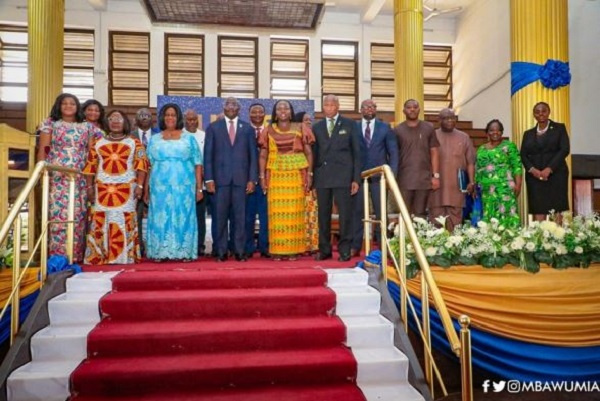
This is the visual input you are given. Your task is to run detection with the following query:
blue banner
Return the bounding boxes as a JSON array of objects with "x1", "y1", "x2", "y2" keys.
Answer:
[{"x1": 157, "y1": 96, "x2": 315, "y2": 131}]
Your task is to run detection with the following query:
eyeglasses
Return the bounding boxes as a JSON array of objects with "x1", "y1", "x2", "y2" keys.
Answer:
[
  {"x1": 137, "y1": 113, "x2": 151, "y2": 118},
  {"x1": 108, "y1": 116, "x2": 124, "y2": 123}
]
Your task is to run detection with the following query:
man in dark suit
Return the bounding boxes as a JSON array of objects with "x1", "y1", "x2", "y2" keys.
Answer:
[
  {"x1": 351, "y1": 99, "x2": 399, "y2": 255},
  {"x1": 204, "y1": 97, "x2": 258, "y2": 262},
  {"x1": 312, "y1": 94, "x2": 361, "y2": 262},
  {"x1": 131, "y1": 108, "x2": 159, "y2": 257}
]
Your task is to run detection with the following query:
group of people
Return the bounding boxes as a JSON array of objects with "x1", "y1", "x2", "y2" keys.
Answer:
[{"x1": 36, "y1": 92, "x2": 569, "y2": 265}]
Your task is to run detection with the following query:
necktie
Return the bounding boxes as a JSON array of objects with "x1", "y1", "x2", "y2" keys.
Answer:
[
  {"x1": 142, "y1": 131, "x2": 148, "y2": 147},
  {"x1": 327, "y1": 118, "x2": 335, "y2": 137},
  {"x1": 228, "y1": 120, "x2": 236, "y2": 145},
  {"x1": 255, "y1": 126, "x2": 261, "y2": 139},
  {"x1": 365, "y1": 121, "x2": 371, "y2": 147}
]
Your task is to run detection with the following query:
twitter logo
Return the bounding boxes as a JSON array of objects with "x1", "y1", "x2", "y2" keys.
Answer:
[{"x1": 493, "y1": 380, "x2": 506, "y2": 392}]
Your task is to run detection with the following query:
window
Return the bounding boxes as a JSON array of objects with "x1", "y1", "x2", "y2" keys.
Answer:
[
  {"x1": 321, "y1": 41, "x2": 358, "y2": 112},
  {"x1": 164, "y1": 33, "x2": 204, "y2": 96},
  {"x1": 63, "y1": 30, "x2": 95, "y2": 101},
  {"x1": 0, "y1": 25, "x2": 95, "y2": 103},
  {"x1": 109, "y1": 31, "x2": 149, "y2": 106},
  {"x1": 270, "y1": 38, "x2": 309, "y2": 100},
  {"x1": 218, "y1": 36, "x2": 258, "y2": 99},
  {"x1": 370, "y1": 43, "x2": 453, "y2": 113}
]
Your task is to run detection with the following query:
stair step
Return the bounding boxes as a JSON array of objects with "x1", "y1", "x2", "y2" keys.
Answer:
[
  {"x1": 88, "y1": 316, "x2": 346, "y2": 357},
  {"x1": 66, "y1": 272, "x2": 118, "y2": 293},
  {"x1": 325, "y1": 267, "x2": 369, "y2": 288},
  {"x1": 31, "y1": 324, "x2": 97, "y2": 361},
  {"x1": 112, "y1": 268, "x2": 327, "y2": 291},
  {"x1": 331, "y1": 285, "x2": 381, "y2": 317},
  {"x1": 341, "y1": 315, "x2": 394, "y2": 348},
  {"x1": 354, "y1": 347, "x2": 409, "y2": 384},
  {"x1": 70, "y1": 384, "x2": 367, "y2": 401},
  {"x1": 7, "y1": 360, "x2": 81, "y2": 401},
  {"x1": 48, "y1": 291, "x2": 107, "y2": 326},
  {"x1": 100, "y1": 287, "x2": 336, "y2": 320},
  {"x1": 360, "y1": 382, "x2": 425, "y2": 401},
  {"x1": 71, "y1": 348, "x2": 358, "y2": 397}
]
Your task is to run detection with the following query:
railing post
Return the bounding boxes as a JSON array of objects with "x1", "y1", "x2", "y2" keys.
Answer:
[
  {"x1": 379, "y1": 172, "x2": 388, "y2": 282},
  {"x1": 66, "y1": 173, "x2": 75, "y2": 264},
  {"x1": 460, "y1": 315, "x2": 474, "y2": 401},
  {"x1": 10, "y1": 216, "x2": 22, "y2": 345},
  {"x1": 363, "y1": 178, "x2": 371, "y2": 255},
  {"x1": 40, "y1": 170, "x2": 49, "y2": 285},
  {"x1": 422, "y1": 275, "x2": 433, "y2": 397},
  {"x1": 399, "y1": 219, "x2": 408, "y2": 332}
]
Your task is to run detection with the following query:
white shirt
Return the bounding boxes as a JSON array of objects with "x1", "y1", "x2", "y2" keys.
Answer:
[
  {"x1": 183, "y1": 128, "x2": 206, "y2": 155},
  {"x1": 137, "y1": 128, "x2": 152, "y2": 147},
  {"x1": 225, "y1": 117, "x2": 239, "y2": 134}
]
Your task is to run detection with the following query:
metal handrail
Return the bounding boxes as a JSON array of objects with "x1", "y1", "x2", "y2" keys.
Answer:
[
  {"x1": 0, "y1": 161, "x2": 80, "y2": 344},
  {"x1": 361, "y1": 164, "x2": 473, "y2": 401}
]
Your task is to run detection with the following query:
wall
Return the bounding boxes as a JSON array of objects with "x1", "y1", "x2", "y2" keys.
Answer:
[
  {"x1": 453, "y1": 0, "x2": 600, "y2": 155},
  {"x1": 0, "y1": 0, "x2": 455, "y2": 111}
]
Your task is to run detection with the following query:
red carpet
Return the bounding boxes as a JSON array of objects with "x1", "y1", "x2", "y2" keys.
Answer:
[{"x1": 69, "y1": 266, "x2": 367, "y2": 400}]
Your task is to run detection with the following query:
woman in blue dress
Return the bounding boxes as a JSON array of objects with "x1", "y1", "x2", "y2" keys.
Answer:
[{"x1": 145, "y1": 103, "x2": 203, "y2": 261}]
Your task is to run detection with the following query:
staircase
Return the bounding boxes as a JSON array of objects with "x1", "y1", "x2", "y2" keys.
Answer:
[{"x1": 6, "y1": 266, "x2": 424, "y2": 401}]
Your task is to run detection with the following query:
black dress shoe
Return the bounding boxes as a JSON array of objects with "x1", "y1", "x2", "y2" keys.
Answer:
[
  {"x1": 235, "y1": 253, "x2": 247, "y2": 262},
  {"x1": 260, "y1": 252, "x2": 271, "y2": 259},
  {"x1": 245, "y1": 252, "x2": 254, "y2": 259},
  {"x1": 338, "y1": 254, "x2": 351, "y2": 262},
  {"x1": 314, "y1": 253, "x2": 332, "y2": 261},
  {"x1": 216, "y1": 254, "x2": 227, "y2": 262}
]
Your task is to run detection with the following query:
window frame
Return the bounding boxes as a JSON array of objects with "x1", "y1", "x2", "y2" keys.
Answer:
[
  {"x1": 217, "y1": 35, "x2": 258, "y2": 99},
  {"x1": 163, "y1": 33, "x2": 205, "y2": 97},
  {"x1": 108, "y1": 30, "x2": 150, "y2": 107},
  {"x1": 270, "y1": 37, "x2": 309, "y2": 100},
  {"x1": 321, "y1": 40, "x2": 359, "y2": 112}
]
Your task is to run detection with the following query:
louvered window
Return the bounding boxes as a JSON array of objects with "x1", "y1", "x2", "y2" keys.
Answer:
[
  {"x1": 270, "y1": 38, "x2": 308, "y2": 100},
  {"x1": 165, "y1": 34, "x2": 203, "y2": 97},
  {"x1": 321, "y1": 41, "x2": 358, "y2": 112},
  {"x1": 109, "y1": 31, "x2": 149, "y2": 106},
  {"x1": 218, "y1": 36, "x2": 257, "y2": 99},
  {"x1": 0, "y1": 25, "x2": 95, "y2": 102},
  {"x1": 64, "y1": 30, "x2": 94, "y2": 101},
  {"x1": 370, "y1": 43, "x2": 453, "y2": 113}
]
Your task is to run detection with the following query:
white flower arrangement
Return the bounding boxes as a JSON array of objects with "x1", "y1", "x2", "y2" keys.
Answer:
[{"x1": 388, "y1": 211, "x2": 600, "y2": 278}]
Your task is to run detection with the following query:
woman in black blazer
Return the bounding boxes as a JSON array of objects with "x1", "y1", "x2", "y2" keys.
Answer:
[{"x1": 520, "y1": 102, "x2": 570, "y2": 222}]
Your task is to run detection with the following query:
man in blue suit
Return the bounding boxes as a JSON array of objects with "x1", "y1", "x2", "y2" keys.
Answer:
[
  {"x1": 204, "y1": 97, "x2": 258, "y2": 262},
  {"x1": 351, "y1": 99, "x2": 399, "y2": 255}
]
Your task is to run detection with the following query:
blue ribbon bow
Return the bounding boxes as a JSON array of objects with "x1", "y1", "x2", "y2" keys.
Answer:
[{"x1": 511, "y1": 59, "x2": 571, "y2": 95}]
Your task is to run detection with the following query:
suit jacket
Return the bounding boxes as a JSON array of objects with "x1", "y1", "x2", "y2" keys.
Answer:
[
  {"x1": 356, "y1": 118, "x2": 399, "y2": 179},
  {"x1": 312, "y1": 115, "x2": 361, "y2": 188},
  {"x1": 204, "y1": 118, "x2": 258, "y2": 187},
  {"x1": 520, "y1": 120, "x2": 570, "y2": 173},
  {"x1": 131, "y1": 127, "x2": 160, "y2": 145}
]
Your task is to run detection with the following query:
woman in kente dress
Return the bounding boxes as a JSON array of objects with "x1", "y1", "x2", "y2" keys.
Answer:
[
  {"x1": 84, "y1": 110, "x2": 148, "y2": 264},
  {"x1": 145, "y1": 103, "x2": 203, "y2": 261},
  {"x1": 475, "y1": 119, "x2": 523, "y2": 228},
  {"x1": 37, "y1": 93, "x2": 103, "y2": 262},
  {"x1": 258, "y1": 100, "x2": 314, "y2": 261}
]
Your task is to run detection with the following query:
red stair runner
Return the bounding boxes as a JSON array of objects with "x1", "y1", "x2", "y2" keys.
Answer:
[{"x1": 69, "y1": 267, "x2": 367, "y2": 400}]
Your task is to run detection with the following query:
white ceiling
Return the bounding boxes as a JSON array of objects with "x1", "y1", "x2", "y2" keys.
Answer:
[{"x1": 326, "y1": 0, "x2": 475, "y2": 18}]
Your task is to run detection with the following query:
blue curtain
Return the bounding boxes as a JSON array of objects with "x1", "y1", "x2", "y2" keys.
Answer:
[
  {"x1": 0, "y1": 291, "x2": 39, "y2": 344},
  {"x1": 387, "y1": 281, "x2": 600, "y2": 382}
]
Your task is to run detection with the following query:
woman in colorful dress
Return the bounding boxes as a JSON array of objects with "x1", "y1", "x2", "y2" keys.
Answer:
[
  {"x1": 145, "y1": 103, "x2": 203, "y2": 261},
  {"x1": 475, "y1": 119, "x2": 523, "y2": 228},
  {"x1": 83, "y1": 110, "x2": 148, "y2": 264},
  {"x1": 259, "y1": 100, "x2": 314, "y2": 261},
  {"x1": 82, "y1": 99, "x2": 108, "y2": 136},
  {"x1": 294, "y1": 111, "x2": 319, "y2": 254},
  {"x1": 37, "y1": 93, "x2": 103, "y2": 262}
]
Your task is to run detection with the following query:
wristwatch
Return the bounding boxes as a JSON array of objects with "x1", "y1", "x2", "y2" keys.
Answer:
[{"x1": 432, "y1": 173, "x2": 440, "y2": 179}]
